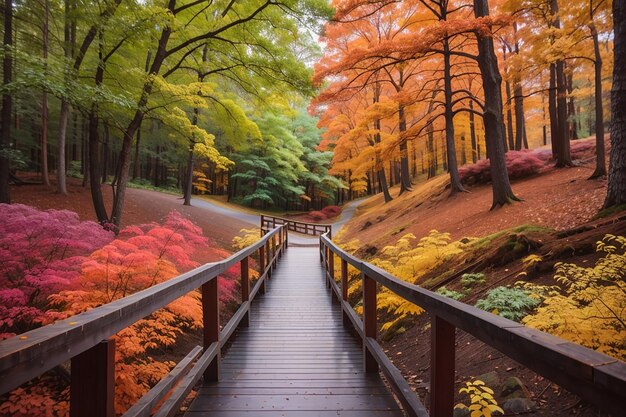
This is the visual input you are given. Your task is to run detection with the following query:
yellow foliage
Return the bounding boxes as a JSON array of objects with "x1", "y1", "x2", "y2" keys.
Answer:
[
  {"x1": 522, "y1": 234, "x2": 626, "y2": 361},
  {"x1": 455, "y1": 380, "x2": 504, "y2": 417},
  {"x1": 372, "y1": 230, "x2": 465, "y2": 284},
  {"x1": 232, "y1": 228, "x2": 262, "y2": 250}
]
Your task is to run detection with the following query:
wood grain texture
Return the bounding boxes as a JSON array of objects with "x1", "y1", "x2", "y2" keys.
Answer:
[{"x1": 186, "y1": 247, "x2": 403, "y2": 417}]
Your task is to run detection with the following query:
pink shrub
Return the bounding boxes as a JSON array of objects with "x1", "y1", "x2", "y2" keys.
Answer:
[
  {"x1": 0, "y1": 204, "x2": 114, "y2": 337},
  {"x1": 459, "y1": 150, "x2": 545, "y2": 185},
  {"x1": 321, "y1": 205, "x2": 342, "y2": 218},
  {"x1": 308, "y1": 211, "x2": 328, "y2": 221}
]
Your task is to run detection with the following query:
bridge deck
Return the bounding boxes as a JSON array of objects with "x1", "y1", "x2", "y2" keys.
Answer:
[{"x1": 185, "y1": 246, "x2": 404, "y2": 416}]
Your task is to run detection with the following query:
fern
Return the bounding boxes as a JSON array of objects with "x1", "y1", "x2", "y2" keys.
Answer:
[
  {"x1": 437, "y1": 286, "x2": 465, "y2": 300},
  {"x1": 475, "y1": 287, "x2": 540, "y2": 322}
]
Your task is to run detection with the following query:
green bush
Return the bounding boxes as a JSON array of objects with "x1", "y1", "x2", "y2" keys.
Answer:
[
  {"x1": 436, "y1": 286, "x2": 465, "y2": 301},
  {"x1": 475, "y1": 286, "x2": 540, "y2": 322},
  {"x1": 461, "y1": 272, "x2": 485, "y2": 290}
]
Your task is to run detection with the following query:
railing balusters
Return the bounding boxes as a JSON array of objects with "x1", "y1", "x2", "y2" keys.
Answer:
[
  {"x1": 327, "y1": 247, "x2": 334, "y2": 290},
  {"x1": 71, "y1": 339, "x2": 115, "y2": 417},
  {"x1": 202, "y1": 278, "x2": 220, "y2": 381},
  {"x1": 241, "y1": 256, "x2": 250, "y2": 327},
  {"x1": 259, "y1": 244, "x2": 266, "y2": 294},
  {"x1": 430, "y1": 316, "x2": 455, "y2": 417},
  {"x1": 341, "y1": 259, "x2": 349, "y2": 326},
  {"x1": 363, "y1": 272, "x2": 378, "y2": 373}
]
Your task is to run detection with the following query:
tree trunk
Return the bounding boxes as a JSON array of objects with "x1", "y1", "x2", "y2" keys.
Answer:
[
  {"x1": 88, "y1": 108, "x2": 109, "y2": 224},
  {"x1": 604, "y1": 0, "x2": 626, "y2": 207},
  {"x1": 567, "y1": 71, "x2": 578, "y2": 140},
  {"x1": 0, "y1": 0, "x2": 13, "y2": 203},
  {"x1": 41, "y1": 0, "x2": 50, "y2": 186},
  {"x1": 551, "y1": 0, "x2": 573, "y2": 167},
  {"x1": 555, "y1": 60, "x2": 573, "y2": 166},
  {"x1": 549, "y1": 64, "x2": 559, "y2": 157},
  {"x1": 469, "y1": 97, "x2": 478, "y2": 163},
  {"x1": 512, "y1": 22, "x2": 527, "y2": 150},
  {"x1": 505, "y1": 78, "x2": 514, "y2": 151},
  {"x1": 474, "y1": 0, "x2": 519, "y2": 208},
  {"x1": 102, "y1": 123, "x2": 109, "y2": 183},
  {"x1": 398, "y1": 104, "x2": 413, "y2": 194},
  {"x1": 56, "y1": 0, "x2": 73, "y2": 195},
  {"x1": 443, "y1": 37, "x2": 466, "y2": 193},
  {"x1": 110, "y1": 20, "x2": 173, "y2": 228},
  {"x1": 589, "y1": 18, "x2": 606, "y2": 178}
]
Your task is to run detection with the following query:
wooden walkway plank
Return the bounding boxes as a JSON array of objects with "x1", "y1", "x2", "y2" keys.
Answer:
[{"x1": 185, "y1": 246, "x2": 404, "y2": 417}]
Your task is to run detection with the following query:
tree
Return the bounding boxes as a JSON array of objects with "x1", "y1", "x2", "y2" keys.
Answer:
[
  {"x1": 0, "y1": 0, "x2": 13, "y2": 204},
  {"x1": 604, "y1": 0, "x2": 626, "y2": 207},
  {"x1": 588, "y1": 0, "x2": 608, "y2": 178},
  {"x1": 474, "y1": 0, "x2": 520, "y2": 208}
]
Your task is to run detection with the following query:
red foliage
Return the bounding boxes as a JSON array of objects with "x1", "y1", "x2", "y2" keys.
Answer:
[
  {"x1": 308, "y1": 210, "x2": 328, "y2": 221},
  {"x1": 321, "y1": 205, "x2": 343, "y2": 218},
  {"x1": 0, "y1": 206, "x2": 239, "y2": 415},
  {"x1": 459, "y1": 150, "x2": 545, "y2": 185},
  {"x1": 0, "y1": 204, "x2": 114, "y2": 338}
]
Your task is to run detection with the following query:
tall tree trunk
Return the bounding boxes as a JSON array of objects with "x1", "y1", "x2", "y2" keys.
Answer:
[
  {"x1": 102, "y1": 123, "x2": 109, "y2": 183},
  {"x1": 567, "y1": 71, "x2": 578, "y2": 139},
  {"x1": 110, "y1": 18, "x2": 173, "y2": 228},
  {"x1": 398, "y1": 104, "x2": 413, "y2": 194},
  {"x1": 41, "y1": 0, "x2": 50, "y2": 186},
  {"x1": 555, "y1": 60, "x2": 572, "y2": 166},
  {"x1": 443, "y1": 37, "x2": 466, "y2": 193},
  {"x1": 589, "y1": 16, "x2": 606, "y2": 178},
  {"x1": 132, "y1": 51, "x2": 151, "y2": 180},
  {"x1": 0, "y1": 0, "x2": 13, "y2": 203},
  {"x1": 551, "y1": 0, "x2": 573, "y2": 167},
  {"x1": 469, "y1": 96, "x2": 478, "y2": 163},
  {"x1": 505, "y1": 78, "x2": 514, "y2": 150},
  {"x1": 474, "y1": 0, "x2": 519, "y2": 208},
  {"x1": 512, "y1": 22, "x2": 527, "y2": 150},
  {"x1": 549, "y1": 64, "x2": 559, "y2": 157},
  {"x1": 88, "y1": 34, "x2": 109, "y2": 224},
  {"x1": 513, "y1": 79, "x2": 526, "y2": 150},
  {"x1": 604, "y1": 0, "x2": 626, "y2": 207},
  {"x1": 184, "y1": 107, "x2": 199, "y2": 206},
  {"x1": 56, "y1": 0, "x2": 73, "y2": 195}
]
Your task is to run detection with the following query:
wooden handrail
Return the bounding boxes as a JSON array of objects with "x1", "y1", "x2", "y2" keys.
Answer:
[
  {"x1": 319, "y1": 233, "x2": 626, "y2": 417},
  {"x1": 261, "y1": 214, "x2": 331, "y2": 237},
  {"x1": 0, "y1": 225, "x2": 288, "y2": 417}
]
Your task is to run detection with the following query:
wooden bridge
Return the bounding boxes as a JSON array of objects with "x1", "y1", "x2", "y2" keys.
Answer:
[{"x1": 1, "y1": 216, "x2": 625, "y2": 417}]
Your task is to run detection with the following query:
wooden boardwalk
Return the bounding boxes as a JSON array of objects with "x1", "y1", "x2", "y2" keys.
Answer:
[{"x1": 185, "y1": 246, "x2": 404, "y2": 417}]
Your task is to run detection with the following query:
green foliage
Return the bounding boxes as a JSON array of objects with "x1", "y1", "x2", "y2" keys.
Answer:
[
  {"x1": 436, "y1": 286, "x2": 465, "y2": 300},
  {"x1": 461, "y1": 273, "x2": 486, "y2": 290},
  {"x1": 455, "y1": 380, "x2": 504, "y2": 417},
  {"x1": 475, "y1": 287, "x2": 541, "y2": 322},
  {"x1": 523, "y1": 234, "x2": 626, "y2": 360}
]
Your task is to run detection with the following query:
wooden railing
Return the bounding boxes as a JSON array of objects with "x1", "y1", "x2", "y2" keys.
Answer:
[
  {"x1": 0, "y1": 225, "x2": 288, "y2": 417},
  {"x1": 319, "y1": 233, "x2": 626, "y2": 417},
  {"x1": 261, "y1": 214, "x2": 331, "y2": 237}
]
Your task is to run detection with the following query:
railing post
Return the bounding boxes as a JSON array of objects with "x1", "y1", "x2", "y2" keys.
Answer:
[
  {"x1": 71, "y1": 339, "x2": 115, "y2": 417},
  {"x1": 325, "y1": 246, "x2": 331, "y2": 288},
  {"x1": 202, "y1": 278, "x2": 220, "y2": 381},
  {"x1": 259, "y1": 244, "x2": 266, "y2": 294},
  {"x1": 284, "y1": 226, "x2": 288, "y2": 249},
  {"x1": 266, "y1": 240, "x2": 272, "y2": 278},
  {"x1": 241, "y1": 256, "x2": 250, "y2": 327},
  {"x1": 430, "y1": 316, "x2": 455, "y2": 417},
  {"x1": 327, "y1": 247, "x2": 334, "y2": 289},
  {"x1": 305, "y1": 223, "x2": 308, "y2": 234},
  {"x1": 362, "y1": 273, "x2": 378, "y2": 373},
  {"x1": 341, "y1": 259, "x2": 349, "y2": 327}
]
